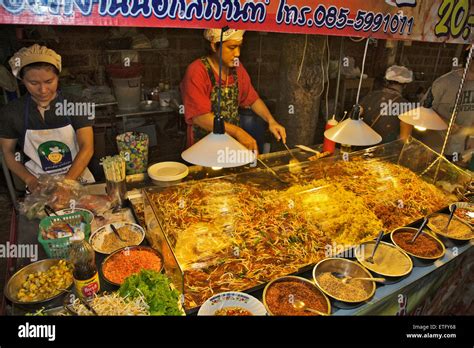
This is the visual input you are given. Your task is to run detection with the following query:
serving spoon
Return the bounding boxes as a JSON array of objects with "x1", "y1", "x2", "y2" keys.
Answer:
[
  {"x1": 445, "y1": 204, "x2": 457, "y2": 231},
  {"x1": 409, "y1": 217, "x2": 429, "y2": 244},
  {"x1": 110, "y1": 224, "x2": 126, "y2": 242},
  {"x1": 364, "y1": 230, "x2": 385, "y2": 264},
  {"x1": 292, "y1": 300, "x2": 329, "y2": 316},
  {"x1": 257, "y1": 158, "x2": 290, "y2": 186}
]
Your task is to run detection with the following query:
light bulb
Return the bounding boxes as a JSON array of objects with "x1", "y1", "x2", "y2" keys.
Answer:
[
  {"x1": 415, "y1": 126, "x2": 427, "y2": 132},
  {"x1": 212, "y1": 167, "x2": 223, "y2": 170}
]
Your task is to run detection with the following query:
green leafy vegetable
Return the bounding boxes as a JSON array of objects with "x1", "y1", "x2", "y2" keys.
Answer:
[{"x1": 119, "y1": 270, "x2": 183, "y2": 316}]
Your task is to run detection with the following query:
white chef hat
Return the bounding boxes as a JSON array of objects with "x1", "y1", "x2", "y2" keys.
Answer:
[
  {"x1": 204, "y1": 28, "x2": 245, "y2": 43},
  {"x1": 8, "y1": 44, "x2": 62, "y2": 79},
  {"x1": 385, "y1": 65, "x2": 413, "y2": 84}
]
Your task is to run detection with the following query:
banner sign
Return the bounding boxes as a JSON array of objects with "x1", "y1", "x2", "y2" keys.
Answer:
[{"x1": 0, "y1": 0, "x2": 473, "y2": 44}]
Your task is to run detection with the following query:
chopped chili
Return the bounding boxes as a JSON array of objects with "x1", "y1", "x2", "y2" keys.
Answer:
[{"x1": 103, "y1": 249, "x2": 163, "y2": 284}]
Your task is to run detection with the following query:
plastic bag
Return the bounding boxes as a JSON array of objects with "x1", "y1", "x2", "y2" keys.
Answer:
[{"x1": 20, "y1": 175, "x2": 85, "y2": 220}]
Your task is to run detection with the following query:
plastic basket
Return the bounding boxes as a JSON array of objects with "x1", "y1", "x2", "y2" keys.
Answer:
[{"x1": 38, "y1": 211, "x2": 92, "y2": 259}]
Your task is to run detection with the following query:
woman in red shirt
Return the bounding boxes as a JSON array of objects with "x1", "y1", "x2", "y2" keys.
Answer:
[{"x1": 180, "y1": 28, "x2": 286, "y2": 152}]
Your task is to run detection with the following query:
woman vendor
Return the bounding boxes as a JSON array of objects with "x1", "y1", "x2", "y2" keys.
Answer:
[
  {"x1": 180, "y1": 28, "x2": 286, "y2": 152},
  {"x1": 0, "y1": 44, "x2": 95, "y2": 192}
]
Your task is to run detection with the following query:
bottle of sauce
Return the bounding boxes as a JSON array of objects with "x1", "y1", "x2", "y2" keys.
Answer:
[
  {"x1": 69, "y1": 232, "x2": 100, "y2": 299},
  {"x1": 322, "y1": 115, "x2": 339, "y2": 154}
]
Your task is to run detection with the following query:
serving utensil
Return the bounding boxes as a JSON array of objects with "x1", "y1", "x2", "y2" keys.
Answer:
[
  {"x1": 445, "y1": 204, "x2": 457, "y2": 230},
  {"x1": 409, "y1": 217, "x2": 428, "y2": 244},
  {"x1": 257, "y1": 158, "x2": 290, "y2": 186},
  {"x1": 283, "y1": 143, "x2": 301, "y2": 172},
  {"x1": 330, "y1": 272, "x2": 385, "y2": 284},
  {"x1": 292, "y1": 299, "x2": 329, "y2": 316},
  {"x1": 365, "y1": 230, "x2": 384, "y2": 264},
  {"x1": 110, "y1": 224, "x2": 126, "y2": 242}
]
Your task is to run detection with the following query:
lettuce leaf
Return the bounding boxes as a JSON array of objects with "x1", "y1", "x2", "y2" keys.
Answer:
[{"x1": 119, "y1": 270, "x2": 182, "y2": 316}]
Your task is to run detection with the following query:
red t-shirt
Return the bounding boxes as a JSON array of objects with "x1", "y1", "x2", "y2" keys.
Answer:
[{"x1": 180, "y1": 58, "x2": 260, "y2": 146}]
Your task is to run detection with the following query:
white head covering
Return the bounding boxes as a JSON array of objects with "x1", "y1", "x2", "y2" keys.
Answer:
[
  {"x1": 8, "y1": 44, "x2": 62, "y2": 79},
  {"x1": 204, "y1": 28, "x2": 245, "y2": 43},
  {"x1": 385, "y1": 65, "x2": 413, "y2": 84}
]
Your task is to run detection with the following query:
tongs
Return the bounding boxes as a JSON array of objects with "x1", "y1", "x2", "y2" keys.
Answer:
[
  {"x1": 44, "y1": 205, "x2": 75, "y2": 234},
  {"x1": 257, "y1": 158, "x2": 290, "y2": 186}
]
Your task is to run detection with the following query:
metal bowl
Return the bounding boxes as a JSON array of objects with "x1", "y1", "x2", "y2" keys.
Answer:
[
  {"x1": 355, "y1": 241, "x2": 413, "y2": 279},
  {"x1": 312, "y1": 258, "x2": 376, "y2": 303},
  {"x1": 390, "y1": 227, "x2": 445, "y2": 266},
  {"x1": 427, "y1": 213, "x2": 474, "y2": 242},
  {"x1": 101, "y1": 246, "x2": 164, "y2": 287},
  {"x1": 4, "y1": 259, "x2": 73, "y2": 306},
  {"x1": 139, "y1": 100, "x2": 159, "y2": 111},
  {"x1": 262, "y1": 275, "x2": 331, "y2": 316}
]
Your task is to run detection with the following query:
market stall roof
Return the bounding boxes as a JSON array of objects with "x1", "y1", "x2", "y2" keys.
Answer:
[{"x1": 0, "y1": 0, "x2": 472, "y2": 44}]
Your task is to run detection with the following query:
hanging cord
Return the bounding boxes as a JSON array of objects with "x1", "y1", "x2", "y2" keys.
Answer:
[
  {"x1": 333, "y1": 37, "x2": 344, "y2": 117},
  {"x1": 325, "y1": 36, "x2": 330, "y2": 121},
  {"x1": 356, "y1": 38, "x2": 370, "y2": 104},
  {"x1": 297, "y1": 34, "x2": 308, "y2": 83},
  {"x1": 315, "y1": 38, "x2": 328, "y2": 98},
  {"x1": 422, "y1": 44, "x2": 473, "y2": 181}
]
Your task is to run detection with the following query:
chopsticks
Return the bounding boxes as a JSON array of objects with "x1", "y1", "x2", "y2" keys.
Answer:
[{"x1": 101, "y1": 155, "x2": 126, "y2": 182}]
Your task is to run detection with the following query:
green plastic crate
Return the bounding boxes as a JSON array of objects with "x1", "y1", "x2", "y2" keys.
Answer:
[{"x1": 38, "y1": 211, "x2": 92, "y2": 259}]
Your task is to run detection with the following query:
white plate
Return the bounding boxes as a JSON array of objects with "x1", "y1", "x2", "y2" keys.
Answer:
[
  {"x1": 147, "y1": 162, "x2": 189, "y2": 182},
  {"x1": 90, "y1": 222, "x2": 145, "y2": 254},
  {"x1": 54, "y1": 208, "x2": 94, "y2": 223},
  {"x1": 198, "y1": 291, "x2": 267, "y2": 316}
]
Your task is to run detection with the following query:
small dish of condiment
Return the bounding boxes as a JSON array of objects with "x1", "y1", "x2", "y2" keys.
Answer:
[
  {"x1": 312, "y1": 258, "x2": 375, "y2": 304},
  {"x1": 391, "y1": 227, "x2": 445, "y2": 265},
  {"x1": 427, "y1": 213, "x2": 473, "y2": 241},
  {"x1": 263, "y1": 276, "x2": 331, "y2": 315},
  {"x1": 355, "y1": 241, "x2": 413, "y2": 278}
]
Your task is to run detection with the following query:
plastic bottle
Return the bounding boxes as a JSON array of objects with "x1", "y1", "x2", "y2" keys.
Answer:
[
  {"x1": 322, "y1": 115, "x2": 339, "y2": 154},
  {"x1": 69, "y1": 232, "x2": 100, "y2": 299}
]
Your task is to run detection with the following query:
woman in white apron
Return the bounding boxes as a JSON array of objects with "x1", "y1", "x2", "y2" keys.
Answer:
[{"x1": 0, "y1": 44, "x2": 94, "y2": 192}]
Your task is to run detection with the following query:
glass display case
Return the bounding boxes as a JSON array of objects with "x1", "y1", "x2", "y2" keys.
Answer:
[{"x1": 143, "y1": 137, "x2": 471, "y2": 311}]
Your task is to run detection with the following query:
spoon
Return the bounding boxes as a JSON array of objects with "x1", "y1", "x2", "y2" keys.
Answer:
[
  {"x1": 292, "y1": 300, "x2": 329, "y2": 316},
  {"x1": 409, "y1": 217, "x2": 429, "y2": 244},
  {"x1": 110, "y1": 224, "x2": 126, "y2": 242},
  {"x1": 445, "y1": 204, "x2": 457, "y2": 230},
  {"x1": 365, "y1": 230, "x2": 385, "y2": 264},
  {"x1": 330, "y1": 272, "x2": 385, "y2": 284}
]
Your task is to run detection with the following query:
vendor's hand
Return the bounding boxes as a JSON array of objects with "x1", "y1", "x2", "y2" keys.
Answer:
[
  {"x1": 25, "y1": 176, "x2": 39, "y2": 193},
  {"x1": 235, "y1": 128, "x2": 258, "y2": 153},
  {"x1": 269, "y1": 121, "x2": 287, "y2": 143}
]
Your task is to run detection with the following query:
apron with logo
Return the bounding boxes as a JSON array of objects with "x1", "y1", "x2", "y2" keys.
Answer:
[
  {"x1": 23, "y1": 94, "x2": 95, "y2": 184},
  {"x1": 191, "y1": 57, "x2": 240, "y2": 143}
]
